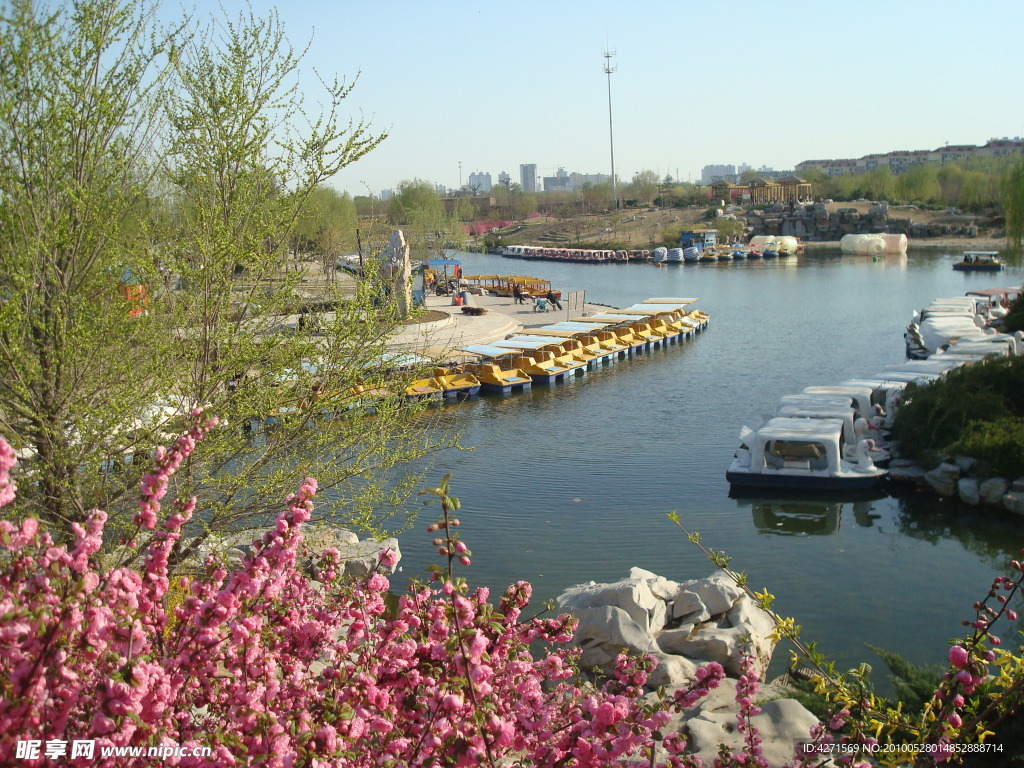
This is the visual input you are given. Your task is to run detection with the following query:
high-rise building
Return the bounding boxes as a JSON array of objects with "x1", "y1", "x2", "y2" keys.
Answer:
[
  {"x1": 498, "y1": 171, "x2": 511, "y2": 187},
  {"x1": 702, "y1": 164, "x2": 736, "y2": 183},
  {"x1": 467, "y1": 171, "x2": 492, "y2": 193},
  {"x1": 519, "y1": 163, "x2": 537, "y2": 193}
]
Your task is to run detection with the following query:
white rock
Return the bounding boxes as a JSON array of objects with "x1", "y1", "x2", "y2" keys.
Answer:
[
  {"x1": 335, "y1": 536, "x2": 401, "y2": 578},
  {"x1": 657, "y1": 627, "x2": 741, "y2": 675},
  {"x1": 679, "y1": 679, "x2": 819, "y2": 768},
  {"x1": 678, "y1": 571, "x2": 744, "y2": 616},
  {"x1": 888, "y1": 462, "x2": 926, "y2": 485},
  {"x1": 558, "y1": 577, "x2": 663, "y2": 632},
  {"x1": 629, "y1": 566, "x2": 682, "y2": 601},
  {"x1": 1003, "y1": 491, "x2": 1024, "y2": 516},
  {"x1": 980, "y1": 477, "x2": 1010, "y2": 505},
  {"x1": 671, "y1": 589, "x2": 706, "y2": 619},
  {"x1": 954, "y1": 455, "x2": 978, "y2": 473},
  {"x1": 725, "y1": 598, "x2": 777, "y2": 678},
  {"x1": 647, "y1": 652, "x2": 698, "y2": 689},
  {"x1": 925, "y1": 462, "x2": 961, "y2": 496},
  {"x1": 569, "y1": 605, "x2": 658, "y2": 655},
  {"x1": 958, "y1": 477, "x2": 981, "y2": 506}
]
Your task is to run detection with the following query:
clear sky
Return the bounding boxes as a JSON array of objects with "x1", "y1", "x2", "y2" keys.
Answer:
[{"x1": 188, "y1": 0, "x2": 1023, "y2": 196}]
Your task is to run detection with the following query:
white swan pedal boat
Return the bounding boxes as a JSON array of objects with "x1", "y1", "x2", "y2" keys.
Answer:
[{"x1": 727, "y1": 417, "x2": 887, "y2": 492}]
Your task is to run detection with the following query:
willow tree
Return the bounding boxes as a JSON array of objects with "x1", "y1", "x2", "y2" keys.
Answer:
[{"x1": 1003, "y1": 159, "x2": 1024, "y2": 250}]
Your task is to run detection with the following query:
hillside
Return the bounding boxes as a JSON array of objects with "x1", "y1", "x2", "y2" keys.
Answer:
[{"x1": 475, "y1": 202, "x2": 1006, "y2": 252}]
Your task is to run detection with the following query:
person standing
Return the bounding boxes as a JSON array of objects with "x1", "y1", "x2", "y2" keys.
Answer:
[{"x1": 546, "y1": 289, "x2": 563, "y2": 310}]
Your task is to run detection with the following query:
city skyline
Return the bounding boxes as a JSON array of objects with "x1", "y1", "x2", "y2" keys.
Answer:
[{"x1": 177, "y1": 0, "x2": 1024, "y2": 198}]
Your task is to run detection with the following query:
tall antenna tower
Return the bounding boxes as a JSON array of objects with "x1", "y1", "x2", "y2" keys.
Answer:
[{"x1": 603, "y1": 49, "x2": 619, "y2": 210}]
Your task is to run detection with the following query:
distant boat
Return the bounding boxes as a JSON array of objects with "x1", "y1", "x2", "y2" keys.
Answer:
[{"x1": 952, "y1": 250, "x2": 1003, "y2": 272}]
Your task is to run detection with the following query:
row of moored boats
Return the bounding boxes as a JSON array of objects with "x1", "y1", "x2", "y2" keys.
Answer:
[
  {"x1": 727, "y1": 286, "x2": 1023, "y2": 494},
  {"x1": 453, "y1": 298, "x2": 709, "y2": 394},
  {"x1": 499, "y1": 240, "x2": 799, "y2": 264}
]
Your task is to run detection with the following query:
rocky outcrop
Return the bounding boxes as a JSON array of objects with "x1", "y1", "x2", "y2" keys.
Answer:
[
  {"x1": 557, "y1": 568, "x2": 776, "y2": 687},
  {"x1": 888, "y1": 457, "x2": 1024, "y2": 516},
  {"x1": 182, "y1": 524, "x2": 400, "y2": 578},
  {"x1": 653, "y1": 679, "x2": 819, "y2": 768},
  {"x1": 743, "y1": 202, "x2": 979, "y2": 242}
]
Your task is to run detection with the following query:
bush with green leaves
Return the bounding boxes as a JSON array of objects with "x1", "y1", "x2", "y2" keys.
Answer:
[{"x1": 891, "y1": 356, "x2": 1024, "y2": 474}]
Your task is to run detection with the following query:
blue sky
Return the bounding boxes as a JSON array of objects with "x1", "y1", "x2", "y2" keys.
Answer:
[{"x1": 187, "y1": 0, "x2": 1023, "y2": 196}]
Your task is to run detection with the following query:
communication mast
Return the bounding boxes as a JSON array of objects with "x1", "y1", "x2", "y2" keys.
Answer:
[{"x1": 603, "y1": 49, "x2": 619, "y2": 210}]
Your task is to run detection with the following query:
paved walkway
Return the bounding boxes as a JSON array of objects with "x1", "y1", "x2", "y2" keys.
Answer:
[{"x1": 387, "y1": 290, "x2": 611, "y2": 360}]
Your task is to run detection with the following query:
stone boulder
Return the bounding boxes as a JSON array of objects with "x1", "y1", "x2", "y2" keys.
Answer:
[
  {"x1": 177, "y1": 525, "x2": 400, "y2": 579},
  {"x1": 925, "y1": 462, "x2": 961, "y2": 496},
  {"x1": 558, "y1": 569, "x2": 777, "y2": 685},
  {"x1": 887, "y1": 459, "x2": 927, "y2": 486},
  {"x1": 1004, "y1": 491, "x2": 1024, "y2": 516},
  {"x1": 958, "y1": 477, "x2": 981, "y2": 506},
  {"x1": 980, "y1": 477, "x2": 1010, "y2": 505},
  {"x1": 679, "y1": 680, "x2": 819, "y2": 768}
]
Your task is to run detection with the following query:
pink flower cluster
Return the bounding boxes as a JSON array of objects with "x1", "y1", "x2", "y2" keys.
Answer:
[
  {"x1": 462, "y1": 220, "x2": 513, "y2": 236},
  {"x1": 3, "y1": 422, "x2": 786, "y2": 768}
]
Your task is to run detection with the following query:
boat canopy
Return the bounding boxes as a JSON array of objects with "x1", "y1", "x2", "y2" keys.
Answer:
[
  {"x1": 545, "y1": 321, "x2": 613, "y2": 330},
  {"x1": 776, "y1": 404, "x2": 857, "y2": 446},
  {"x1": 868, "y1": 371, "x2": 942, "y2": 384},
  {"x1": 527, "y1": 327, "x2": 589, "y2": 338},
  {"x1": 779, "y1": 393, "x2": 862, "y2": 416},
  {"x1": 490, "y1": 337, "x2": 569, "y2": 351},
  {"x1": 585, "y1": 313, "x2": 648, "y2": 322},
  {"x1": 881, "y1": 359, "x2": 965, "y2": 375},
  {"x1": 966, "y1": 287, "x2": 1021, "y2": 300},
  {"x1": 802, "y1": 386, "x2": 876, "y2": 417},
  {"x1": 945, "y1": 337, "x2": 1020, "y2": 355},
  {"x1": 744, "y1": 417, "x2": 845, "y2": 475},
  {"x1": 461, "y1": 344, "x2": 519, "y2": 358},
  {"x1": 642, "y1": 297, "x2": 698, "y2": 305},
  {"x1": 606, "y1": 304, "x2": 689, "y2": 315},
  {"x1": 915, "y1": 316, "x2": 988, "y2": 353}
]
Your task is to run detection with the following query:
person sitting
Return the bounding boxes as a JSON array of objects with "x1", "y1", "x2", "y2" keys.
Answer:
[
  {"x1": 534, "y1": 297, "x2": 549, "y2": 312},
  {"x1": 546, "y1": 289, "x2": 563, "y2": 310}
]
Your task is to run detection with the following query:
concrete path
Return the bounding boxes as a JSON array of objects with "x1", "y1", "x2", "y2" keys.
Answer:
[{"x1": 387, "y1": 290, "x2": 611, "y2": 360}]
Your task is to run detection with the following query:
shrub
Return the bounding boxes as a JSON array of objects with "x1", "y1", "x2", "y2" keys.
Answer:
[
  {"x1": 891, "y1": 356, "x2": 1024, "y2": 464},
  {"x1": 946, "y1": 417, "x2": 1024, "y2": 477}
]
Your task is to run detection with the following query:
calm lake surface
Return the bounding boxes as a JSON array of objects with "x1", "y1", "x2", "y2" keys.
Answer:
[{"x1": 391, "y1": 247, "x2": 1024, "y2": 681}]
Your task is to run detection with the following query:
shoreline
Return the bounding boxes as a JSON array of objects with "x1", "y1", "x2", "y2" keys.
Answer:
[{"x1": 801, "y1": 236, "x2": 1008, "y2": 252}]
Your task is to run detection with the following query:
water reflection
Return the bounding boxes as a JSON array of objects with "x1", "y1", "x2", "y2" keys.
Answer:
[
  {"x1": 891, "y1": 489, "x2": 1024, "y2": 568},
  {"x1": 747, "y1": 498, "x2": 843, "y2": 536}
]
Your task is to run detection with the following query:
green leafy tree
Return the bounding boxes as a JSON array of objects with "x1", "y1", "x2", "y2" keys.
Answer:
[
  {"x1": 388, "y1": 179, "x2": 464, "y2": 260},
  {"x1": 0, "y1": 0, "x2": 181, "y2": 529},
  {"x1": 0, "y1": 0, "x2": 447, "y2": 555},
  {"x1": 628, "y1": 170, "x2": 660, "y2": 206},
  {"x1": 579, "y1": 181, "x2": 611, "y2": 214},
  {"x1": 895, "y1": 163, "x2": 940, "y2": 204},
  {"x1": 1005, "y1": 160, "x2": 1024, "y2": 250},
  {"x1": 293, "y1": 186, "x2": 358, "y2": 258},
  {"x1": 152, "y1": 9, "x2": 445, "y2": 560}
]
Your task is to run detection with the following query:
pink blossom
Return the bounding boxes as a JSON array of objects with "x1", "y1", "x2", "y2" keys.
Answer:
[{"x1": 948, "y1": 645, "x2": 969, "y2": 668}]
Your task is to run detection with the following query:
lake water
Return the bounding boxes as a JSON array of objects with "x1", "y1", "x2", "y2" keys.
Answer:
[{"x1": 391, "y1": 247, "x2": 1024, "y2": 681}]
